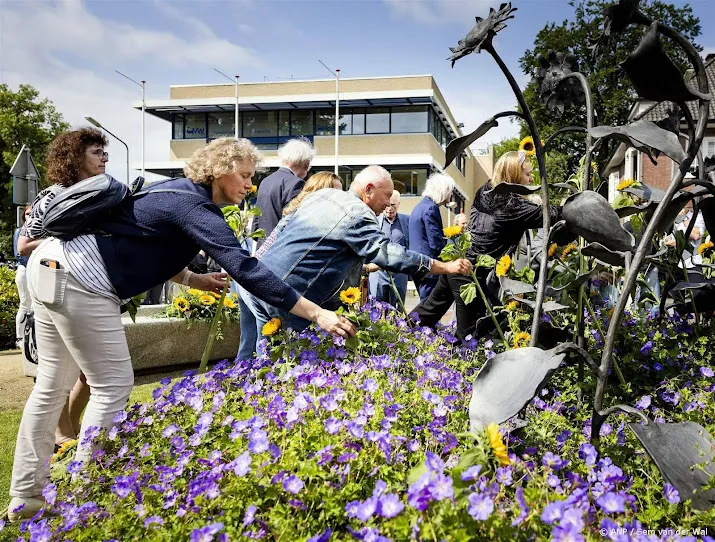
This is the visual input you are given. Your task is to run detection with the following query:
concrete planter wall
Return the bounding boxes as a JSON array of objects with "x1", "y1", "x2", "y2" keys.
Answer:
[{"x1": 23, "y1": 305, "x2": 240, "y2": 377}]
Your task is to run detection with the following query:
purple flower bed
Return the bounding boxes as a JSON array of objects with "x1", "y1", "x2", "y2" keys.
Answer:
[{"x1": 8, "y1": 302, "x2": 715, "y2": 541}]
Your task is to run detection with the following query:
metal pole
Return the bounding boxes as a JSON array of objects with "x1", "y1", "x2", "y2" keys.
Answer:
[
  {"x1": 335, "y1": 69, "x2": 340, "y2": 175},
  {"x1": 115, "y1": 71, "x2": 145, "y2": 179},
  {"x1": 141, "y1": 80, "x2": 145, "y2": 178},
  {"x1": 235, "y1": 75, "x2": 240, "y2": 140}
]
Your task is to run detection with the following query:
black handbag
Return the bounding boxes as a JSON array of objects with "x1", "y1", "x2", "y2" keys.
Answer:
[{"x1": 42, "y1": 174, "x2": 144, "y2": 239}]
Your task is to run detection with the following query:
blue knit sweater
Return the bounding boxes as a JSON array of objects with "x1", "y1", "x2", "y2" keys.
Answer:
[{"x1": 94, "y1": 177, "x2": 299, "y2": 312}]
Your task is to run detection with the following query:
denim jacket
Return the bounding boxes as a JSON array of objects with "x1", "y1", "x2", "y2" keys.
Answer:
[{"x1": 253, "y1": 188, "x2": 432, "y2": 328}]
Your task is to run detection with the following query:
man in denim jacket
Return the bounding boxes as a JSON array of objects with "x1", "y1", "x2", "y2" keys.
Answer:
[{"x1": 240, "y1": 165, "x2": 472, "y2": 353}]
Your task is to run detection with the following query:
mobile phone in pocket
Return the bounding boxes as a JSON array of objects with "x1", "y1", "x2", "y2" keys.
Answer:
[{"x1": 40, "y1": 259, "x2": 61, "y2": 269}]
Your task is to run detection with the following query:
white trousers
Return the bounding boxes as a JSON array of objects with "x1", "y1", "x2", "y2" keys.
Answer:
[
  {"x1": 15, "y1": 265, "x2": 31, "y2": 340},
  {"x1": 10, "y1": 239, "x2": 134, "y2": 498}
]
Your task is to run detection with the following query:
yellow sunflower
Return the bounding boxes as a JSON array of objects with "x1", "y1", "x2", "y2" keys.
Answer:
[
  {"x1": 249, "y1": 185, "x2": 258, "y2": 194},
  {"x1": 223, "y1": 297, "x2": 237, "y2": 309},
  {"x1": 616, "y1": 178, "x2": 636, "y2": 191},
  {"x1": 231, "y1": 293, "x2": 239, "y2": 300},
  {"x1": 340, "y1": 287, "x2": 362, "y2": 305},
  {"x1": 211, "y1": 291, "x2": 222, "y2": 299},
  {"x1": 698, "y1": 241, "x2": 714, "y2": 255},
  {"x1": 187, "y1": 288, "x2": 202, "y2": 296},
  {"x1": 262, "y1": 317, "x2": 281, "y2": 336},
  {"x1": 548, "y1": 243, "x2": 558, "y2": 258},
  {"x1": 199, "y1": 294, "x2": 216, "y2": 306},
  {"x1": 496, "y1": 255, "x2": 511, "y2": 277},
  {"x1": 513, "y1": 331, "x2": 531, "y2": 349},
  {"x1": 486, "y1": 423, "x2": 510, "y2": 466},
  {"x1": 561, "y1": 243, "x2": 578, "y2": 258},
  {"x1": 173, "y1": 297, "x2": 190, "y2": 312},
  {"x1": 506, "y1": 300, "x2": 520, "y2": 311},
  {"x1": 51, "y1": 438, "x2": 78, "y2": 463},
  {"x1": 519, "y1": 136, "x2": 537, "y2": 157},
  {"x1": 443, "y1": 225, "x2": 463, "y2": 239}
]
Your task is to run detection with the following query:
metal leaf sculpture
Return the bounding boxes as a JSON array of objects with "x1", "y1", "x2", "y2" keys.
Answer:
[
  {"x1": 699, "y1": 197, "x2": 715, "y2": 239},
  {"x1": 545, "y1": 265, "x2": 605, "y2": 295},
  {"x1": 469, "y1": 343, "x2": 596, "y2": 432},
  {"x1": 614, "y1": 200, "x2": 659, "y2": 219},
  {"x1": 562, "y1": 191, "x2": 635, "y2": 252},
  {"x1": 621, "y1": 22, "x2": 710, "y2": 103},
  {"x1": 510, "y1": 297, "x2": 569, "y2": 313},
  {"x1": 445, "y1": 116, "x2": 499, "y2": 168},
  {"x1": 623, "y1": 182, "x2": 666, "y2": 202},
  {"x1": 654, "y1": 105, "x2": 681, "y2": 135},
  {"x1": 654, "y1": 188, "x2": 706, "y2": 234},
  {"x1": 533, "y1": 50, "x2": 585, "y2": 115},
  {"x1": 582, "y1": 242, "x2": 628, "y2": 267},
  {"x1": 589, "y1": 120, "x2": 686, "y2": 165},
  {"x1": 500, "y1": 277, "x2": 536, "y2": 297},
  {"x1": 590, "y1": 0, "x2": 648, "y2": 56},
  {"x1": 553, "y1": 182, "x2": 579, "y2": 194},
  {"x1": 448, "y1": 2, "x2": 517, "y2": 66},
  {"x1": 485, "y1": 182, "x2": 541, "y2": 196},
  {"x1": 629, "y1": 421, "x2": 715, "y2": 511}
]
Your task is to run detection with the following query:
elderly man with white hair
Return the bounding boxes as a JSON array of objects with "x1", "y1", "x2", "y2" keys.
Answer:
[
  {"x1": 254, "y1": 137, "x2": 316, "y2": 247},
  {"x1": 409, "y1": 172, "x2": 455, "y2": 299},
  {"x1": 239, "y1": 165, "x2": 472, "y2": 355}
]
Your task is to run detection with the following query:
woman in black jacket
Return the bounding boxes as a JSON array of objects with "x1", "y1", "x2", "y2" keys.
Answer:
[{"x1": 412, "y1": 150, "x2": 565, "y2": 341}]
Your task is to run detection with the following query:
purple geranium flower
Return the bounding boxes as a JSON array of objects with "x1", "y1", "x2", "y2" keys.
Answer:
[
  {"x1": 283, "y1": 474, "x2": 304, "y2": 494},
  {"x1": 596, "y1": 492, "x2": 626, "y2": 513},
  {"x1": 700, "y1": 366, "x2": 714, "y2": 378},
  {"x1": 144, "y1": 516, "x2": 164, "y2": 528},
  {"x1": 663, "y1": 483, "x2": 680, "y2": 504},
  {"x1": 467, "y1": 493, "x2": 494, "y2": 521},
  {"x1": 640, "y1": 340, "x2": 653, "y2": 356},
  {"x1": 190, "y1": 522, "x2": 224, "y2": 542},
  {"x1": 377, "y1": 493, "x2": 404, "y2": 519}
]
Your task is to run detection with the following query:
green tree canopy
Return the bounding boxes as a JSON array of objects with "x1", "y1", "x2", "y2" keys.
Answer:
[
  {"x1": 519, "y1": 0, "x2": 701, "y2": 175},
  {"x1": 0, "y1": 84, "x2": 68, "y2": 252}
]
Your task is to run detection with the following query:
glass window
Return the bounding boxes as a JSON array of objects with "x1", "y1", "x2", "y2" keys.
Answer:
[
  {"x1": 391, "y1": 106, "x2": 428, "y2": 133},
  {"x1": 291, "y1": 110, "x2": 313, "y2": 135},
  {"x1": 315, "y1": 110, "x2": 335, "y2": 136},
  {"x1": 706, "y1": 140, "x2": 715, "y2": 157},
  {"x1": 366, "y1": 107, "x2": 390, "y2": 134},
  {"x1": 352, "y1": 108, "x2": 365, "y2": 134},
  {"x1": 208, "y1": 112, "x2": 236, "y2": 139},
  {"x1": 172, "y1": 114, "x2": 184, "y2": 139},
  {"x1": 185, "y1": 114, "x2": 206, "y2": 139},
  {"x1": 338, "y1": 109, "x2": 352, "y2": 135},
  {"x1": 389, "y1": 169, "x2": 428, "y2": 196},
  {"x1": 243, "y1": 111, "x2": 277, "y2": 138},
  {"x1": 279, "y1": 111, "x2": 290, "y2": 136}
]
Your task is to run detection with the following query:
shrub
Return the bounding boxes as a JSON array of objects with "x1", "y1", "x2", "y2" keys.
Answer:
[{"x1": 0, "y1": 266, "x2": 19, "y2": 349}]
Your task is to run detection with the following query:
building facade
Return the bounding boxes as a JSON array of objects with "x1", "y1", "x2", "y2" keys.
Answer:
[{"x1": 135, "y1": 75, "x2": 492, "y2": 221}]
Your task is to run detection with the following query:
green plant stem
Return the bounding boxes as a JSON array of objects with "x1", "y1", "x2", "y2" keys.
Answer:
[
  {"x1": 471, "y1": 269, "x2": 509, "y2": 350},
  {"x1": 583, "y1": 295, "x2": 626, "y2": 387},
  {"x1": 387, "y1": 272, "x2": 411, "y2": 323},
  {"x1": 198, "y1": 277, "x2": 230, "y2": 373},
  {"x1": 680, "y1": 257, "x2": 701, "y2": 335}
]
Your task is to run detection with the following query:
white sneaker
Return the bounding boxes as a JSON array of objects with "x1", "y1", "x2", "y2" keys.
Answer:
[{"x1": 7, "y1": 496, "x2": 49, "y2": 523}]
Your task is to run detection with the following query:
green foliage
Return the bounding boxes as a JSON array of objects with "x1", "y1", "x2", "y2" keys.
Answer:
[
  {"x1": 519, "y1": 0, "x2": 702, "y2": 174},
  {"x1": 0, "y1": 266, "x2": 18, "y2": 348},
  {"x1": 0, "y1": 84, "x2": 68, "y2": 254}
]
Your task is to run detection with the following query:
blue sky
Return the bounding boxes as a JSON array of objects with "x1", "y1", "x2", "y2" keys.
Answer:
[{"x1": 1, "y1": 0, "x2": 714, "y2": 181}]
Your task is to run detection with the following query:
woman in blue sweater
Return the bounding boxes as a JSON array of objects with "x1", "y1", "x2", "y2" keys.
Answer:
[{"x1": 8, "y1": 135, "x2": 355, "y2": 522}]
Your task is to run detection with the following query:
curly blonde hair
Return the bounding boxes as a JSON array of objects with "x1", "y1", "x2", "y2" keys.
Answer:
[
  {"x1": 184, "y1": 138, "x2": 263, "y2": 185},
  {"x1": 283, "y1": 171, "x2": 341, "y2": 215}
]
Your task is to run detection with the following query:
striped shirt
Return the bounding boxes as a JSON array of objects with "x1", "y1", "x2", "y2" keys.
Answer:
[{"x1": 21, "y1": 185, "x2": 124, "y2": 304}]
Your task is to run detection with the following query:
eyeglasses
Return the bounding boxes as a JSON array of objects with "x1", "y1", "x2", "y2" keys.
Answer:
[
  {"x1": 386, "y1": 203, "x2": 398, "y2": 208},
  {"x1": 90, "y1": 149, "x2": 109, "y2": 159}
]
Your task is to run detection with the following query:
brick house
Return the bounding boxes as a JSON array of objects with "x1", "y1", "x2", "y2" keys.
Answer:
[{"x1": 603, "y1": 54, "x2": 715, "y2": 202}]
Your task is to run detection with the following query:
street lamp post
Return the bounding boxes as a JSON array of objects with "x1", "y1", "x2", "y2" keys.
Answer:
[
  {"x1": 319, "y1": 60, "x2": 340, "y2": 175},
  {"x1": 116, "y1": 71, "x2": 145, "y2": 178},
  {"x1": 214, "y1": 68, "x2": 239, "y2": 140},
  {"x1": 85, "y1": 116, "x2": 130, "y2": 183}
]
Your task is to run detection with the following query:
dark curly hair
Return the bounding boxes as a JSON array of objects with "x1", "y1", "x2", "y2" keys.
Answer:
[{"x1": 46, "y1": 127, "x2": 108, "y2": 186}]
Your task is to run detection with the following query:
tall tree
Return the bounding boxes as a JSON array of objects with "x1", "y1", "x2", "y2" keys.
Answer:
[
  {"x1": 519, "y1": 0, "x2": 701, "y2": 175},
  {"x1": 0, "y1": 84, "x2": 68, "y2": 252}
]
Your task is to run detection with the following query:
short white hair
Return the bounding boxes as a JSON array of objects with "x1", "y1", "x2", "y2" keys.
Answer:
[
  {"x1": 278, "y1": 137, "x2": 316, "y2": 167},
  {"x1": 422, "y1": 172, "x2": 455, "y2": 204},
  {"x1": 350, "y1": 165, "x2": 391, "y2": 193}
]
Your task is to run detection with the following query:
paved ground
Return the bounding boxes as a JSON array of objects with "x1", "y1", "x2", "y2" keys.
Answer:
[{"x1": 404, "y1": 293, "x2": 455, "y2": 324}]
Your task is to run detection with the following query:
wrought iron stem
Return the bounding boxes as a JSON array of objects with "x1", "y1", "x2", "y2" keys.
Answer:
[
  {"x1": 591, "y1": 20, "x2": 711, "y2": 442},
  {"x1": 484, "y1": 42, "x2": 552, "y2": 347}
]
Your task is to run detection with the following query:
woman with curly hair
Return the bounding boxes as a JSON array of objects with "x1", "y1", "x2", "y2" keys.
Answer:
[{"x1": 8, "y1": 136, "x2": 355, "y2": 522}]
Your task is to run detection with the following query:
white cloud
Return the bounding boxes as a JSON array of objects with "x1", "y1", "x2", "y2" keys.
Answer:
[
  {"x1": 383, "y1": 0, "x2": 493, "y2": 24},
  {"x1": 0, "y1": 0, "x2": 265, "y2": 181}
]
